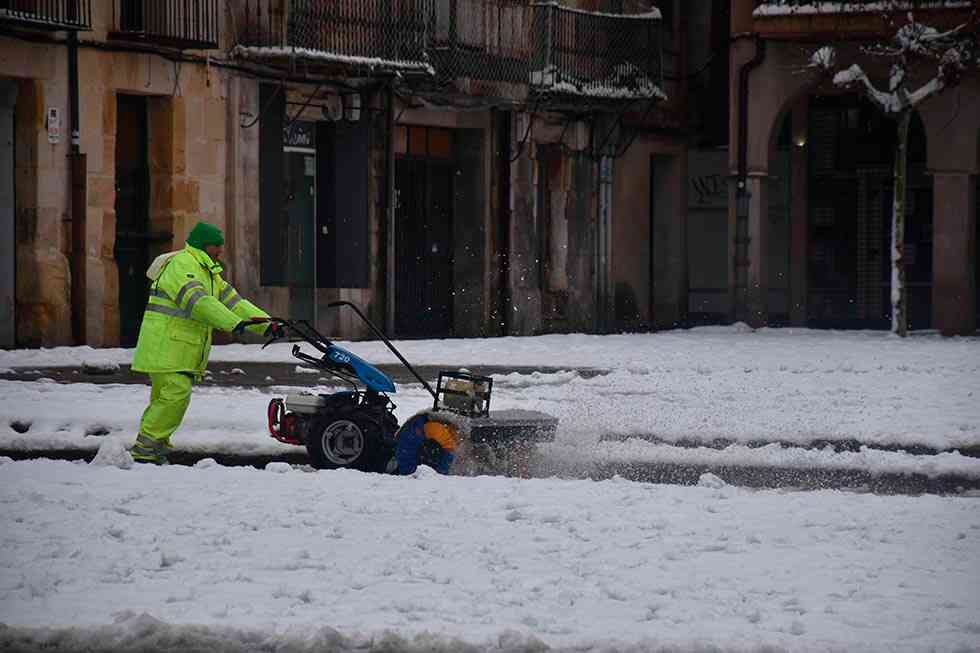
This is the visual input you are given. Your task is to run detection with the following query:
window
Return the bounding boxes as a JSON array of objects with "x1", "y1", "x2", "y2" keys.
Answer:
[{"x1": 396, "y1": 125, "x2": 452, "y2": 159}]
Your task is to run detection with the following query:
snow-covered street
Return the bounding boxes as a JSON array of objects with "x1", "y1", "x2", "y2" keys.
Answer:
[
  {"x1": 1, "y1": 327, "x2": 979, "y2": 483},
  {"x1": 1, "y1": 458, "x2": 978, "y2": 652},
  {"x1": 1, "y1": 327, "x2": 979, "y2": 651}
]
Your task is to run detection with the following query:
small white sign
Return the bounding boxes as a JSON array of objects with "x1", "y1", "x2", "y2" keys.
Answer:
[{"x1": 46, "y1": 107, "x2": 61, "y2": 144}]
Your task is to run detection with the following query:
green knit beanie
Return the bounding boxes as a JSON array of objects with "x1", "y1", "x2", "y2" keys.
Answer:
[{"x1": 186, "y1": 222, "x2": 225, "y2": 250}]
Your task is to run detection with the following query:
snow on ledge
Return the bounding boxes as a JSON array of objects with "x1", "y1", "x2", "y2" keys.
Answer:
[
  {"x1": 538, "y1": 79, "x2": 667, "y2": 100},
  {"x1": 231, "y1": 45, "x2": 436, "y2": 75},
  {"x1": 753, "y1": 1, "x2": 974, "y2": 17}
]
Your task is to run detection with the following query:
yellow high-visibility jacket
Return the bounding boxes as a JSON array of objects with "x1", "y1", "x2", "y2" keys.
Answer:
[{"x1": 131, "y1": 244, "x2": 268, "y2": 377}]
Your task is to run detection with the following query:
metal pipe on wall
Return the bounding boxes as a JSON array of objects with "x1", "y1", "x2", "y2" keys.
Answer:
[
  {"x1": 384, "y1": 84, "x2": 396, "y2": 333},
  {"x1": 734, "y1": 35, "x2": 765, "y2": 323},
  {"x1": 68, "y1": 31, "x2": 87, "y2": 344}
]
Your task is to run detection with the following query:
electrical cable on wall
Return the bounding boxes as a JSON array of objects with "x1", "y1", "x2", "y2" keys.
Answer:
[
  {"x1": 508, "y1": 111, "x2": 536, "y2": 163},
  {"x1": 282, "y1": 82, "x2": 323, "y2": 133},
  {"x1": 240, "y1": 80, "x2": 284, "y2": 129}
]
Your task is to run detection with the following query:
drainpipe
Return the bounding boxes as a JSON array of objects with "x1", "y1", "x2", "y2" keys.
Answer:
[
  {"x1": 734, "y1": 35, "x2": 764, "y2": 322},
  {"x1": 68, "y1": 31, "x2": 88, "y2": 344},
  {"x1": 383, "y1": 84, "x2": 396, "y2": 333}
]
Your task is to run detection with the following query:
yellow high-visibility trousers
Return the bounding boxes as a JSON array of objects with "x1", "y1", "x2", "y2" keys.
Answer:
[{"x1": 133, "y1": 372, "x2": 193, "y2": 462}]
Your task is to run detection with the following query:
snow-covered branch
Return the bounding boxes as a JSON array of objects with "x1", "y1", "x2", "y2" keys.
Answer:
[
  {"x1": 808, "y1": 13, "x2": 976, "y2": 114},
  {"x1": 829, "y1": 60, "x2": 948, "y2": 111}
]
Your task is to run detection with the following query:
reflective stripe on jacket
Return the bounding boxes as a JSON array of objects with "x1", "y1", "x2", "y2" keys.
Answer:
[{"x1": 131, "y1": 245, "x2": 268, "y2": 376}]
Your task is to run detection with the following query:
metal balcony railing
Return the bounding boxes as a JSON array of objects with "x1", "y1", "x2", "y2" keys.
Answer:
[
  {"x1": 232, "y1": 1, "x2": 664, "y2": 101},
  {"x1": 0, "y1": 0, "x2": 91, "y2": 31},
  {"x1": 430, "y1": 0, "x2": 533, "y2": 83},
  {"x1": 530, "y1": 2, "x2": 664, "y2": 101},
  {"x1": 111, "y1": 0, "x2": 220, "y2": 49},
  {"x1": 236, "y1": 0, "x2": 435, "y2": 72}
]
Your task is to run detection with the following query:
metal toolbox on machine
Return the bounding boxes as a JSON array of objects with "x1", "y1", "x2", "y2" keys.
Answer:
[{"x1": 284, "y1": 393, "x2": 329, "y2": 415}]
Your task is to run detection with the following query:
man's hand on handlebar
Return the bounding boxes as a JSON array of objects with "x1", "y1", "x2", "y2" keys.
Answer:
[{"x1": 233, "y1": 317, "x2": 270, "y2": 335}]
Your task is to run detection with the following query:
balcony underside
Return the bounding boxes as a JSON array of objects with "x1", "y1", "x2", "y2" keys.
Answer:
[{"x1": 108, "y1": 31, "x2": 217, "y2": 50}]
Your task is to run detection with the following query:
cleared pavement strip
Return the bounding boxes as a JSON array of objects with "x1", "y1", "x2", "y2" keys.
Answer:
[
  {"x1": 2, "y1": 446, "x2": 977, "y2": 496},
  {"x1": 0, "y1": 362, "x2": 608, "y2": 387}
]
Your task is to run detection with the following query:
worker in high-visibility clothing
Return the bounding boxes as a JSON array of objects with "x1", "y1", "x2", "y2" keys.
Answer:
[{"x1": 130, "y1": 221, "x2": 280, "y2": 464}]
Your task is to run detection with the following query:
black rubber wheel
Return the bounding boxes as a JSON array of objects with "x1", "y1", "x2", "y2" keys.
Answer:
[{"x1": 306, "y1": 413, "x2": 387, "y2": 473}]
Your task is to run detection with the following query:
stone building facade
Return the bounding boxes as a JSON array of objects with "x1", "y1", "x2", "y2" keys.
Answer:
[
  {"x1": 728, "y1": 0, "x2": 979, "y2": 335},
  {"x1": 2, "y1": 0, "x2": 701, "y2": 348}
]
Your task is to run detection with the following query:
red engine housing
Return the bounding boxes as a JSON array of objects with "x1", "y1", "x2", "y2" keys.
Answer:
[{"x1": 267, "y1": 398, "x2": 304, "y2": 446}]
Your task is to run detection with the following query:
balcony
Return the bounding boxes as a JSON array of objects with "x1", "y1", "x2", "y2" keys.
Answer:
[
  {"x1": 529, "y1": 2, "x2": 664, "y2": 103},
  {"x1": 0, "y1": 0, "x2": 91, "y2": 31},
  {"x1": 231, "y1": 1, "x2": 664, "y2": 104},
  {"x1": 110, "y1": 0, "x2": 220, "y2": 50},
  {"x1": 234, "y1": 0, "x2": 435, "y2": 74}
]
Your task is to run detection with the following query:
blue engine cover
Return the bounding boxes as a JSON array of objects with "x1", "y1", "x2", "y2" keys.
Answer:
[{"x1": 326, "y1": 344, "x2": 396, "y2": 393}]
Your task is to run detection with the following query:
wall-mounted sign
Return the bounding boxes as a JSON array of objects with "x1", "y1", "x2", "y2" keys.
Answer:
[
  {"x1": 46, "y1": 107, "x2": 61, "y2": 144},
  {"x1": 283, "y1": 121, "x2": 315, "y2": 150}
]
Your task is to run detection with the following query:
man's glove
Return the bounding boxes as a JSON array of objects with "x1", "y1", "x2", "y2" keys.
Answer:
[{"x1": 233, "y1": 317, "x2": 269, "y2": 335}]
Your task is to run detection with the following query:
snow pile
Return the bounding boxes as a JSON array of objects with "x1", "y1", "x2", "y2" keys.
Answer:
[
  {"x1": 0, "y1": 613, "x2": 557, "y2": 653},
  {"x1": 0, "y1": 459, "x2": 977, "y2": 651},
  {"x1": 88, "y1": 437, "x2": 134, "y2": 470},
  {"x1": 81, "y1": 359, "x2": 121, "y2": 375},
  {"x1": 546, "y1": 439, "x2": 980, "y2": 480},
  {"x1": 697, "y1": 472, "x2": 728, "y2": 489}
]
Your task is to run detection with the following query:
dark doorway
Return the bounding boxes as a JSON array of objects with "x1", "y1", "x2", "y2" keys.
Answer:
[
  {"x1": 114, "y1": 94, "x2": 150, "y2": 346},
  {"x1": 394, "y1": 126, "x2": 454, "y2": 337},
  {"x1": 283, "y1": 121, "x2": 316, "y2": 322},
  {"x1": 806, "y1": 96, "x2": 932, "y2": 329}
]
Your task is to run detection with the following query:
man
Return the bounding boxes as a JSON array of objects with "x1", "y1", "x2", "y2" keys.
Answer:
[{"x1": 130, "y1": 221, "x2": 278, "y2": 464}]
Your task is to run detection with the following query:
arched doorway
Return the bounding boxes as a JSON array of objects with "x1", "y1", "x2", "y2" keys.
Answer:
[{"x1": 806, "y1": 94, "x2": 932, "y2": 329}]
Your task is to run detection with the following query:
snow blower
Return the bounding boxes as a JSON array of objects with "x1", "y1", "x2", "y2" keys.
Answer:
[{"x1": 265, "y1": 302, "x2": 557, "y2": 475}]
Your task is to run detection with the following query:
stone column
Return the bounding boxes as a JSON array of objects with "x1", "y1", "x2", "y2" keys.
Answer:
[
  {"x1": 508, "y1": 112, "x2": 541, "y2": 335},
  {"x1": 743, "y1": 173, "x2": 769, "y2": 327},
  {"x1": 932, "y1": 172, "x2": 976, "y2": 336},
  {"x1": 0, "y1": 81, "x2": 16, "y2": 348}
]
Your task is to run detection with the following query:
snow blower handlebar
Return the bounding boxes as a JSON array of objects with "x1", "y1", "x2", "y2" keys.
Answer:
[
  {"x1": 261, "y1": 318, "x2": 330, "y2": 354},
  {"x1": 259, "y1": 305, "x2": 439, "y2": 402}
]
